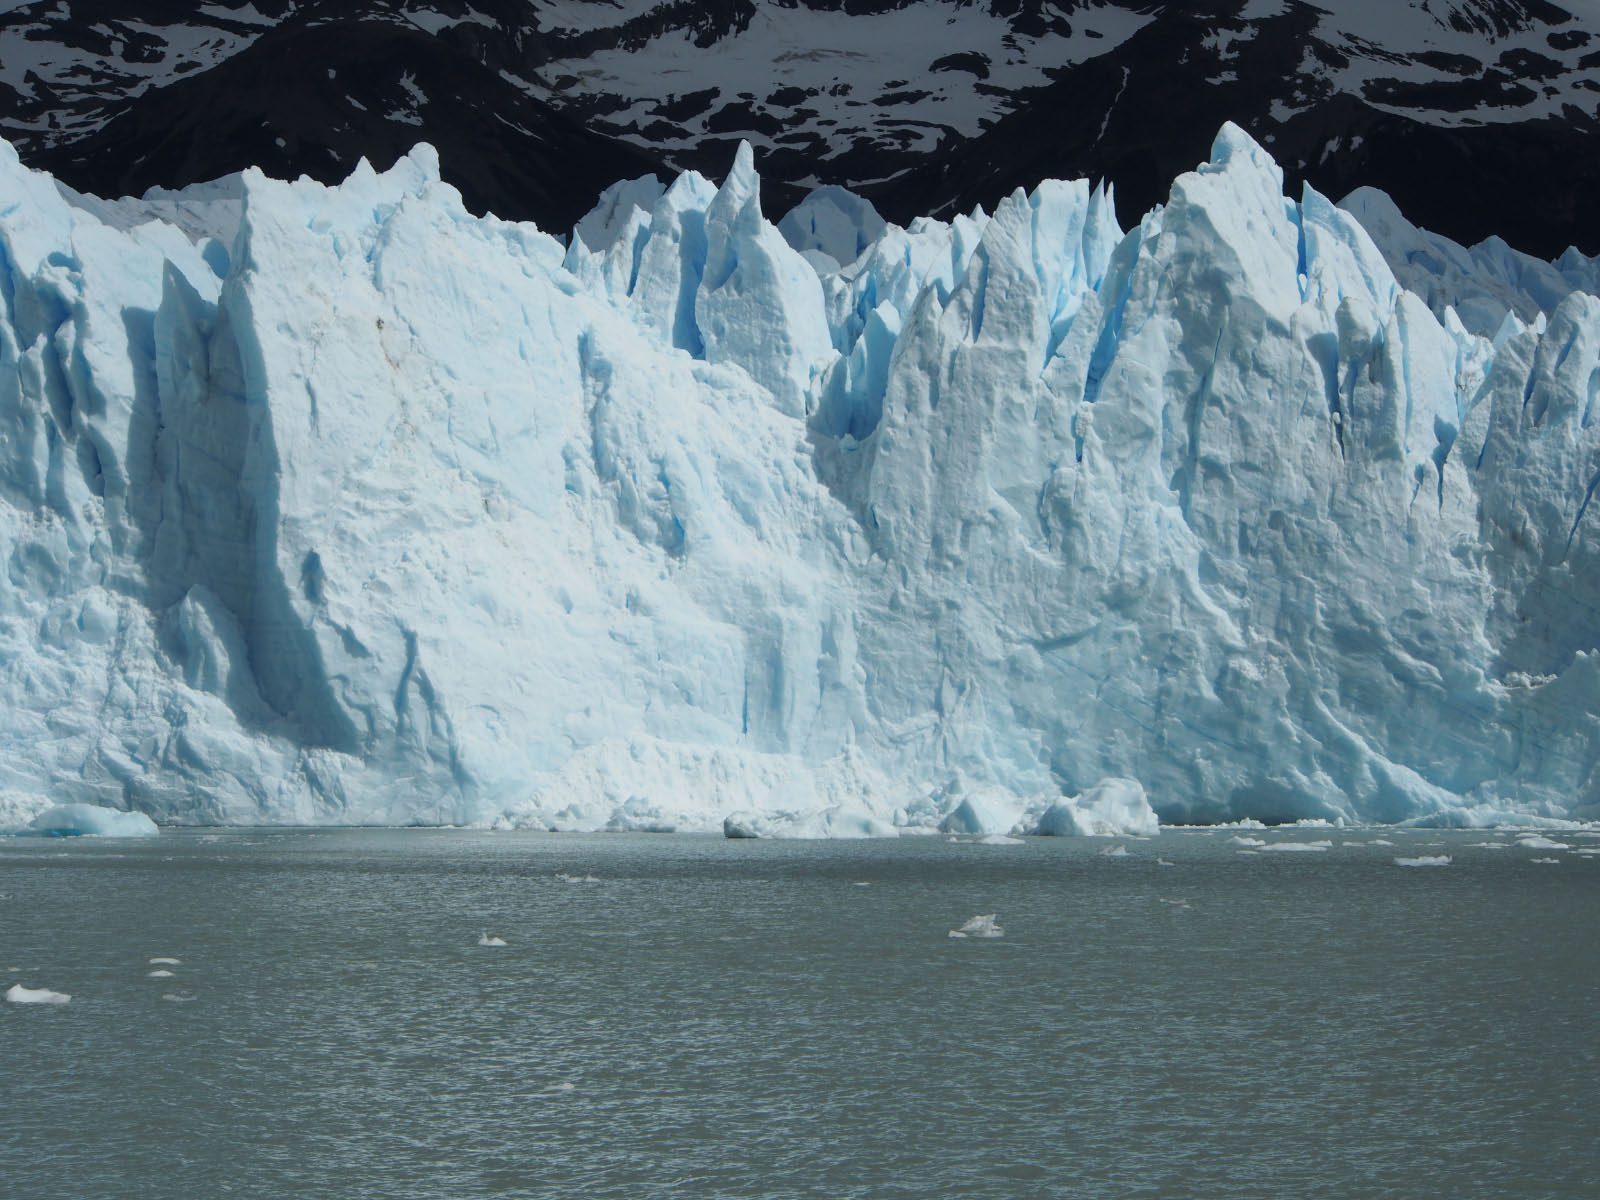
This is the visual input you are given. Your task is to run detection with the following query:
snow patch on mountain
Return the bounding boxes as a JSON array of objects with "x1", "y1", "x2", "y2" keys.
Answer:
[{"x1": 532, "y1": 0, "x2": 1154, "y2": 181}]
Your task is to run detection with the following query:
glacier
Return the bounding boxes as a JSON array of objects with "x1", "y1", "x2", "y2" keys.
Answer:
[{"x1": 0, "y1": 123, "x2": 1597, "y2": 832}]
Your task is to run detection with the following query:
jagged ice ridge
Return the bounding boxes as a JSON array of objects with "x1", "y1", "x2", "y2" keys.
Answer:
[{"x1": 1, "y1": 123, "x2": 1598, "y2": 833}]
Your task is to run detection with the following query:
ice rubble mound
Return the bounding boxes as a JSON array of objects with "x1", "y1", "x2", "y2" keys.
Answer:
[
  {"x1": 25, "y1": 803, "x2": 159, "y2": 837},
  {"x1": 1, "y1": 123, "x2": 1598, "y2": 832},
  {"x1": 1023, "y1": 778, "x2": 1159, "y2": 839}
]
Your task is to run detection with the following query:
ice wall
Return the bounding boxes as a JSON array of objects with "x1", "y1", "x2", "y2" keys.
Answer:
[{"x1": 0, "y1": 124, "x2": 1596, "y2": 830}]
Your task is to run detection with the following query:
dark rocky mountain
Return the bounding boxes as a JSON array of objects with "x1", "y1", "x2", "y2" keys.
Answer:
[{"x1": 0, "y1": 0, "x2": 1595, "y2": 256}]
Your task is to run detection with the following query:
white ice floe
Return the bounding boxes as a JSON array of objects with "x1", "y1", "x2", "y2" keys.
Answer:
[
  {"x1": 1256, "y1": 841, "x2": 1334, "y2": 853},
  {"x1": 1394, "y1": 855, "x2": 1453, "y2": 867},
  {"x1": 6, "y1": 984, "x2": 70, "y2": 1004},
  {"x1": 948, "y1": 914, "x2": 1003, "y2": 938},
  {"x1": 555, "y1": 873, "x2": 601, "y2": 883},
  {"x1": 477, "y1": 933, "x2": 507, "y2": 947},
  {"x1": 146, "y1": 969, "x2": 174, "y2": 978},
  {"x1": 148, "y1": 957, "x2": 180, "y2": 965},
  {"x1": 1516, "y1": 836, "x2": 1570, "y2": 850},
  {"x1": 1099, "y1": 843, "x2": 1130, "y2": 857},
  {"x1": 1229, "y1": 836, "x2": 1266, "y2": 847},
  {"x1": 1529, "y1": 857, "x2": 1561, "y2": 864}
]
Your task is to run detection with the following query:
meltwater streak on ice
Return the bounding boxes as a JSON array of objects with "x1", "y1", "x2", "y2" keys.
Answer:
[
  {"x1": 0, "y1": 125, "x2": 1598, "y2": 829},
  {"x1": 1, "y1": 828, "x2": 1597, "y2": 1199}
]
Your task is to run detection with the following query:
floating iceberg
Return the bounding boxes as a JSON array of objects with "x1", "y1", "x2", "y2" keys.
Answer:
[
  {"x1": 1516, "y1": 836, "x2": 1570, "y2": 850},
  {"x1": 0, "y1": 122, "x2": 1597, "y2": 832},
  {"x1": 1394, "y1": 855, "x2": 1453, "y2": 867},
  {"x1": 6, "y1": 984, "x2": 70, "y2": 1004},
  {"x1": 949, "y1": 914, "x2": 1003, "y2": 938},
  {"x1": 26, "y1": 805, "x2": 159, "y2": 838},
  {"x1": 1252, "y1": 841, "x2": 1334, "y2": 853},
  {"x1": 477, "y1": 933, "x2": 507, "y2": 947}
]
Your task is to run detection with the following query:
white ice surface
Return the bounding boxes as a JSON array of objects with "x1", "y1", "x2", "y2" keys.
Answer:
[
  {"x1": 1, "y1": 124, "x2": 1599, "y2": 832},
  {"x1": 6, "y1": 983, "x2": 69, "y2": 1004}
]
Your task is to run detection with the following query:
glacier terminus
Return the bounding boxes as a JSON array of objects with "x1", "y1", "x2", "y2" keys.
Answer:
[{"x1": 1, "y1": 124, "x2": 1598, "y2": 833}]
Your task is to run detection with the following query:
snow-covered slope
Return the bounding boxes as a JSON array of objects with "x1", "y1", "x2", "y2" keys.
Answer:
[{"x1": 1, "y1": 125, "x2": 1597, "y2": 830}]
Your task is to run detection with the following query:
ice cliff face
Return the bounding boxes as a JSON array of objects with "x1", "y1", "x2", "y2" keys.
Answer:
[{"x1": 1, "y1": 124, "x2": 1596, "y2": 829}]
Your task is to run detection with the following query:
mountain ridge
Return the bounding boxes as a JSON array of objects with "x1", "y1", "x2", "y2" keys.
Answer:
[{"x1": 1, "y1": 0, "x2": 1595, "y2": 256}]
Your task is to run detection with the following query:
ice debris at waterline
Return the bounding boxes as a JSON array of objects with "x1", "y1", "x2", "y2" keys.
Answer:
[
  {"x1": 6, "y1": 984, "x2": 70, "y2": 1005},
  {"x1": 477, "y1": 933, "x2": 507, "y2": 947},
  {"x1": 0, "y1": 121, "x2": 1598, "y2": 834},
  {"x1": 949, "y1": 914, "x2": 1004, "y2": 939},
  {"x1": 20, "y1": 805, "x2": 160, "y2": 838}
]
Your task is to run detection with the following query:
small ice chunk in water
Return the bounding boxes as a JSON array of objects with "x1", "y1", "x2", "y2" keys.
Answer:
[
  {"x1": 948, "y1": 914, "x2": 1003, "y2": 938},
  {"x1": 6, "y1": 984, "x2": 70, "y2": 1004},
  {"x1": 555, "y1": 873, "x2": 601, "y2": 883},
  {"x1": 1099, "y1": 843, "x2": 1129, "y2": 857},
  {"x1": 478, "y1": 932, "x2": 508, "y2": 947},
  {"x1": 161, "y1": 993, "x2": 197, "y2": 1003},
  {"x1": 147, "y1": 969, "x2": 174, "y2": 978},
  {"x1": 1257, "y1": 841, "x2": 1332, "y2": 852},
  {"x1": 1394, "y1": 855, "x2": 1452, "y2": 867},
  {"x1": 1368, "y1": 838, "x2": 1395, "y2": 846},
  {"x1": 148, "y1": 957, "x2": 180, "y2": 966},
  {"x1": 980, "y1": 834, "x2": 1023, "y2": 845},
  {"x1": 1229, "y1": 836, "x2": 1266, "y2": 847},
  {"x1": 1517, "y1": 836, "x2": 1569, "y2": 850},
  {"x1": 1156, "y1": 857, "x2": 1175, "y2": 867},
  {"x1": 1529, "y1": 857, "x2": 1560, "y2": 864}
]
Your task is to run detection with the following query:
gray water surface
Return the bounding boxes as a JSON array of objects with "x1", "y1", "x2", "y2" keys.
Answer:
[{"x1": 2, "y1": 827, "x2": 1596, "y2": 1199}]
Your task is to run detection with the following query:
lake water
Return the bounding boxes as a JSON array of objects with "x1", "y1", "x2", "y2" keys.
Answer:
[{"x1": 2, "y1": 827, "x2": 1596, "y2": 1198}]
